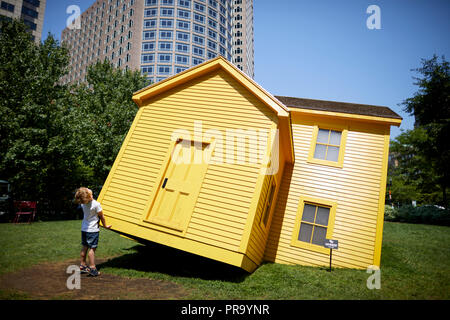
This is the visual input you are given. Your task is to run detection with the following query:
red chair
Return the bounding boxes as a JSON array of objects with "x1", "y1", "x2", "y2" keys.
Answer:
[{"x1": 13, "y1": 201, "x2": 37, "y2": 224}]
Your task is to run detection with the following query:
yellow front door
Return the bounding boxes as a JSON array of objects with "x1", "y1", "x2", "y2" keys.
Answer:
[{"x1": 144, "y1": 138, "x2": 211, "y2": 232}]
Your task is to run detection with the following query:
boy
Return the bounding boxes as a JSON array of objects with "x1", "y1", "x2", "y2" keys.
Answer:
[{"x1": 74, "y1": 187, "x2": 111, "y2": 277}]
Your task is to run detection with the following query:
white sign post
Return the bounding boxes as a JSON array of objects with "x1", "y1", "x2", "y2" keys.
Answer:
[{"x1": 324, "y1": 239, "x2": 339, "y2": 272}]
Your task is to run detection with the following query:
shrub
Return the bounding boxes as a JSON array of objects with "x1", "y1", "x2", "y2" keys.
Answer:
[
  {"x1": 385, "y1": 204, "x2": 450, "y2": 226},
  {"x1": 384, "y1": 205, "x2": 397, "y2": 221}
]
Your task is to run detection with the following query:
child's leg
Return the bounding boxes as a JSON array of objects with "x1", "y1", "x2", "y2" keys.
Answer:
[
  {"x1": 88, "y1": 247, "x2": 96, "y2": 269},
  {"x1": 80, "y1": 246, "x2": 89, "y2": 266}
]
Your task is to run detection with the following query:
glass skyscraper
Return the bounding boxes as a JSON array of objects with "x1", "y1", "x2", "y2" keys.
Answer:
[{"x1": 61, "y1": 0, "x2": 254, "y2": 85}]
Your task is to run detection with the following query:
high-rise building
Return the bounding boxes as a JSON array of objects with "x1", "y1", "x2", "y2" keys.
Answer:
[
  {"x1": 61, "y1": 0, "x2": 254, "y2": 85},
  {"x1": 232, "y1": 0, "x2": 253, "y2": 78},
  {"x1": 0, "y1": 0, "x2": 47, "y2": 42}
]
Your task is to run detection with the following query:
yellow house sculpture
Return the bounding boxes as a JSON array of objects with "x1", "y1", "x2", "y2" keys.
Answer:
[{"x1": 97, "y1": 56, "x2": 402, "y2": 272}]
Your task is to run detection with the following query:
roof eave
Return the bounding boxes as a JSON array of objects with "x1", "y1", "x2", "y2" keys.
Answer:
[
  {"x1": 289, "y1": 107, "x2": 402, "y2": 127},
  {"x1": 132, "y1": 56, "x2": 290, "y2": 118}
]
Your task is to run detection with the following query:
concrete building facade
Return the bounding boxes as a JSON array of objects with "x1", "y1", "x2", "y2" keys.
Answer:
[
  {"x1": 232, "y1": 0, "x2": 253, "y2": 78},
  {"x1": 0, "y1": 0, "x2": 47, "y2": 42},
  {"x1": 61, "y1": 0, "x2": 254, "y2": 85}
]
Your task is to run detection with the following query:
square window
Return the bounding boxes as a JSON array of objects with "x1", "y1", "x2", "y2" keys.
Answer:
[
  {"x1": 175, "y1": 66, "x2": 188, "y2": 73},
  {"x1": 177, "y1": 9, "x2": 190, "y2": 18},
  {"x1": 308, "y1": 125, "x2": 347, "y2": 168},
  {"x1": 313, "y1": 128, "x2": 343, "y2": 161},
  {"x1": 176, "y1": 42, "x2": 189, "y2": 53},
  {"x1": 160, "y1": 7, "x2": 174, "y2": 16},
  {"x1": 176, "y1": 31, "x2": 189, "y2": 41},
  {"x1": 141, "y1": 66, "x2": 154, "y2": 75},
  {"x1": 160, "y1": 19, "x2": 174, "y2": 28},
  {"x1": 177, "y1": 20, "x2": 190, "y2": 30},
  {"x1": 291, "y1": 197, "x2": 337, "y2": 254},
  {"x1": 141, "y1": 53, "x2": 155, "y2": 63},
  {"x1": 158, "y1": 65, "x2": 171, "y2": 74},
  {"x1": 178, "y1": 0, "x2": 191, "y2": 8},
  {"x1": 158, "y1": 53, "x2": 172, "y2": 62},
  {"x1": 159, "y1": 42, "x2": 172, "y2": 51},
  {"x1": 193, "y1": 23, "x2": 205, "y2": 34},
  {"x1": 175, "y1": 54, "x2": 189, "y2": 65},
  {"x1": 142, "y1": 41, "x2": 156, "y2": 51},
  {"x1": 160, "y1": 30, "x2": 173, "y2": 39}
]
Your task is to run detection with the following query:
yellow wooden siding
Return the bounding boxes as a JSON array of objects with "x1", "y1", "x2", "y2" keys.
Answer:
[
  {"x1": 244, "y1": 136, "x2": 286, "y2": 266},
  {"x1": 264, "y1": 119, "x2": 387, "y2": 269},
  {"x1": 246, "y1": 173, "x2": 272, "y2": 264},
  {"x1": 100, "y1": 69, "x2": 277, "y2": 256}
]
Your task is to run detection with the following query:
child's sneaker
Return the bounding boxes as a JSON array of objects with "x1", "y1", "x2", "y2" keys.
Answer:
[
  {"x1": 88, "y1": 268, "x2": 100, "y2": 277},
  {"x1": 79, "y1": 264, "x2": 90, "y2": 274}
]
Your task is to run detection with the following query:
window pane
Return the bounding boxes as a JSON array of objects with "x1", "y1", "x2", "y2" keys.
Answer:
[
  {"x1": 329, "y1": 130, "x2": 342, "y2": 145},
  {"x1": 311, "y1": 226, "x2": 327, "y2": 246},
  {"x1": 314, "y1": 144, "x2": 327, "y2": 160},
  {"x1": 302, "y1": 204, "x2": 316, "y2": 223},
  {"x1": 298, "y1": 223, "x2": 313, "y2": 243},
  {"x1": 317, "y1": 129, "x2": 329, "y2": 143},
  {"x1": 262, "y1": 183, "x2": 276, "y2": 226},
  {"x1": 326, "y1": 146, "x2": 340, "y2": 162},
  {"x1": 315, "y1": 206, "x2": 330, "y2": 226}
]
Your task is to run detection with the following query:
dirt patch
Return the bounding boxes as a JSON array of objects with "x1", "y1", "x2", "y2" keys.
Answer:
[{"x1": 0, "y1": 259, "x2": 190, "y2": 300}]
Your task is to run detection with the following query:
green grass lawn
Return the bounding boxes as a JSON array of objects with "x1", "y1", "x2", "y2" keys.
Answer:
[{"x1": 0, "y1": 220, "x2": 449, "y2": 299}]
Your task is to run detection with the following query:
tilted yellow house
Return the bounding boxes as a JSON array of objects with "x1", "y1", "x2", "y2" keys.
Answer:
[{"x1": 97, "y1": 56, "x2": 402, "y2": 272}]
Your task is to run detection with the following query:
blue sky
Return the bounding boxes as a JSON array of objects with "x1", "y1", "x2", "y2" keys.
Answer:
[{"x1": 42, "y1": 0, "x2": 450, "y2": 138}]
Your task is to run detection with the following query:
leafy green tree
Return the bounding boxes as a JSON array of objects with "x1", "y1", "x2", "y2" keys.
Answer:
[
  {"x1": 391, "y1": 55, "x2": 450, "y2": 208},
  {"x1": 0, "y1": 19, "x2": 76, "y2": 210},
  {"x1": 0, "y1": 19, "x2": 148, "y2": 218},
  {"x1": 389, "y1": 128, "x2": 441, "y2": 205},
  {"x1": 65, "y1": 60, "x2": 148, "y2": 188}
]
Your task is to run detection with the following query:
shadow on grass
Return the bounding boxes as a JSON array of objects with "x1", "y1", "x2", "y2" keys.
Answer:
[{"x1": 98, "y1": 239, "x2": 249, "y2": 283}]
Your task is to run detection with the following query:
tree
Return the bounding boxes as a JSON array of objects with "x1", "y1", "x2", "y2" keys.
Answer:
[
  {"x1": 0, "y1": 19, "x2": 148, "y2": 218},
  {"x1": 392, "y1": 55, "x2": 450, "y2": 208},
  {"x1": 389, "y1": 128, "x2": 441, "y2": 205},
  {"x1": 65, "y1": 60, "x2": 148, "y2": 188},
  {"x1": 0, "y1": 19, "x2": 76, "y2": 210}
]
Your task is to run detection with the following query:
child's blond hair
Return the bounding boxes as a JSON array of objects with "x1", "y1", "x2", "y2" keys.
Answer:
[{"x1": 74, "y1": 187, "x2": 92, "y2": 204}]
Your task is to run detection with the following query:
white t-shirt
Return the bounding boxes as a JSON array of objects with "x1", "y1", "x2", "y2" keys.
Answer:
[{"x1": 81, "y1": 200, "x2": 102, "y2": 232}]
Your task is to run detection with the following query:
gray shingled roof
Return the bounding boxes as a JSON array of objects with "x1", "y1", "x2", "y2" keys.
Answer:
[{"x1": 275, "y1": 96, "x2": 402, "y2": 120}]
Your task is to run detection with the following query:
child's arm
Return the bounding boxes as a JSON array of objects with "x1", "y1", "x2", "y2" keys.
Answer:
[{"x1": 98, "y1": 211, "x2": 112, "y2": 229}]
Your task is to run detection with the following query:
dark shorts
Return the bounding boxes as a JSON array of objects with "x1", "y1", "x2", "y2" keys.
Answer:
[{"x1": 81, "y1": 231, "x2": 99, "y2": 248}]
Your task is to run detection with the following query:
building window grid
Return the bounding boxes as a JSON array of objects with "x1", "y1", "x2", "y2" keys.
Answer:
[
  {"x1": 158, "y1": 53, "x2": 172, "y2": 63},
  {"x1": 176, "y1": 42, "x2": 189, "y2": 53},
  {"x1": 63, "y1": 0, "x2": 241, "y2": 83},
  {"x1": 0, "y1": 1, "x2": 14, "y2": 12},
  {"x1": 175, "y1": 54, "x2": 189, "y2": 65},
  {"x1": 176, "y1": 31, "x2": 190, "y2": 42},
  {"x1": 159, "y1": 41, "x2": 173, "y2": 51},
  {"x1": 160, "y1": 18, "x2": 174, "y2": 28},
  {"x1": 157, "y1": 65, "x2": 172, "y2": 75}
]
